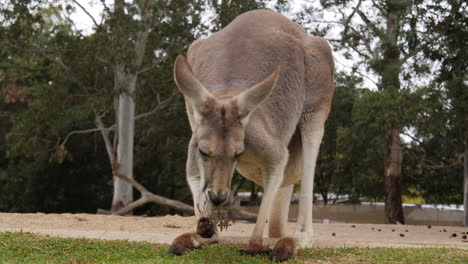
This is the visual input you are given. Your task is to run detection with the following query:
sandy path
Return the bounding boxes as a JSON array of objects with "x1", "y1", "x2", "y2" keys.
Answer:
[{"x1": 0, "y1": 213, "x2": 467, "y2": 249}]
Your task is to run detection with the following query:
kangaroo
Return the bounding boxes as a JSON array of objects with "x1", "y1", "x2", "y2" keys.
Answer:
[{"x1": 172, "y1": 9, "x2": 334, "y2": 261}]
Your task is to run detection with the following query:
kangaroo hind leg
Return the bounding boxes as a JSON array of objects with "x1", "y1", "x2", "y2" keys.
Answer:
[{"x1": 294, "y1": 112, "x2": 327, "y2": 248}]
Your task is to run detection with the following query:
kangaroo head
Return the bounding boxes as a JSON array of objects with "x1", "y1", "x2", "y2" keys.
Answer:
[{"x1": 174, "y1": 55, "x2": 279, "y2": 208}]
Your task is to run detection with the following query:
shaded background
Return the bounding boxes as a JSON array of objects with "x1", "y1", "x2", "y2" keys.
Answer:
[{"x1": 0, "y1": 0, "x2": 465, "y2": 224}]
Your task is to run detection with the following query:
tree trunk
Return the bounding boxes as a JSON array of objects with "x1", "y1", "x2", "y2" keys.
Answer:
[
  {"x1": 109, "y1": 0, "x2": 149, "y2": 212},
  {"x1": 250, "y1": 182, "x2": 257, "y2": 202},
  {"x1": 111, "y1": 62, "x2": 139, "y2": 211},
  {"x1": 321, "y1": 191, "x2": 328, "y2": 205},
  {"x1": 384, "y1": 128, "x2": 404, "y2": 224},
  {"x1": 382, "y1": 1, "x2": 406, "y2": 224},
  {"x1": 464, "y1": 142, "x2": 467, "y2": 226},
  {"x1": 112, "y1": 91, "x2": 136, "y2": 211}
]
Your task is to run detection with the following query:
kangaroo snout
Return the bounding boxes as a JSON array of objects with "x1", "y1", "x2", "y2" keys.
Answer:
[{"x1": 207, "y1": 188, "x2": 229, "y2": 206}]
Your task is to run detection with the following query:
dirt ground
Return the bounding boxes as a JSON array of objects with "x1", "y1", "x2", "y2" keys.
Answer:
[{"x1": 0, "y1": 213, "x2": 467, "y2": 249}]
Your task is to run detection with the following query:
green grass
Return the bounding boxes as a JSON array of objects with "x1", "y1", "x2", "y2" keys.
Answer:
[{"x1": 0, "y1": 232, "x2": 466, "y2": 264}]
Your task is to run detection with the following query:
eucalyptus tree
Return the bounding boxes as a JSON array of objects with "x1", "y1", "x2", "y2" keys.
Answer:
[
  {"x1": 297, "y1": 0, "x2": 462, "y2": 224},
  {"x1": 0, "y1": 0, "x2": 114, "y2": 211},
  {"x1": 60, "y1": 0, "x2": 207, "y2": 211},
  {"x1": 415, "y1": 0, "x2": 467, "y2": 224},
  {"x1": 209, "y1": 0, "x2": 266, "y2": 30},
  {"x1": 0, "y1": 0, "x2": 206, "y2": 213}
]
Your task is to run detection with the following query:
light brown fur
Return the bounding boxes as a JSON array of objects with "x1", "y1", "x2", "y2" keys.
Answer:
[{"x1": 173, "y1": 9, "x2": 334, "y2": 260}]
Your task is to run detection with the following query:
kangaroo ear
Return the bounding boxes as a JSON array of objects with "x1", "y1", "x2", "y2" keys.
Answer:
[
  {"x1": 236, "y1": 67, "x2": 280, "y2": 120},
  {"x1": 174, "y1": 55, "x2": 213, "y2": 111}
]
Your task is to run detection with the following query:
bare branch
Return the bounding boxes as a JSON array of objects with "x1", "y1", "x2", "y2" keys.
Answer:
[
  {"x1": 111, "y1": 196, "x2": 151, "y2": 215},
  {"x1": 400, "y1": 31, "x2": 442, "y2": 66},
  {"x1": 400, "y1": 47, "x2": 418, "y2": 66},
  {"x1": 60, "y1": 91, "x2": 174, "y2": 148},
  {"x1": 334, "y1": 58, "x2": 379, "y2": 87},
  {"x1": 1, "y1": 40, "x2": 71, "y2": 72},
  {"x1": 95, "y1": 113, "x2": 114, "y2": 163},
  {"x1": 132, "y1": 0, "x2": 153, "y2": 68},
  {"x1": 134, "y1": 91, "x2": 177, "y2": 121},
  {"x1": 355, "y1": 8, "x2": 384, "y2": 38},
  {"x1": 109, "y1": 163, "x2": 257, "y2": 221},
  {"x1": 30, "y1": 48, "x2": 70, "y2": 71},
  {"x1": 112, "y1": 161, "x2": 148, "y2": 194},
  {"x1": 71, "y1": 0, "x2": 99, "y2": 28},
  {"x1": 133, "y1": 30, "x2": 151, "y2": 68},
  {"x1": 401, "y1": 131, "x2": 423, "y2": 145},
  {"x1": 343, "y1": 0, "x2": 362, "y2": 36},
  {"x1": 371, "y1": 0, "x2": 387, "y2": 16},
  {"x1": 48, "y1": 4, "x2": 77, "y2": 32},
  {"x1": 347, "y1": 43, "x2": 371, "y2": 60},
  {"x1": 137, "y1": 63, "x2": 158, "y2": 74},
  {"x1": 337, "y1": 0, "x2": 376, "y2": 55},
  {"x1": 404, "y1": 133, "x2": 463, "y2": 170},
  {"x1": 60, "y1": 126, "x2": 114, "y2": 148},
  {"x1": 111, "y1": 161, "x2": 195, "y2": 214},
  {"x1": 307, "y1": 18, "x2": 373, "y2": 54},
  {"x1": 307, "y1": 19, "x2": 349, "y2": 26}
]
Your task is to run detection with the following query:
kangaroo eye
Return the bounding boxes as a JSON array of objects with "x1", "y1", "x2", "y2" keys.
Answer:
[{"x1": 199, "y1": 149, "x2": 210, "y2": 158}]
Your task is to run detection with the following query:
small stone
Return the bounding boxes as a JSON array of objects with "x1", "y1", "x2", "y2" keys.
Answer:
[
  {"x1": 400, "y1": 233, "x2": 405, "y2": 237},
  {"x1": 405, "y1": 230, "x2": 409, "y2": 232},
  {"x1": 378, "y1": 229, "x2": 381, "y2": 232},
  {"x1": 351, "y1": 225, "x2": 356, "y2": 228},
  {"x1": 392, "y1": 229, "x2": 395, "y2": 232},
  {"x1": 451, "y1": 233, "x2": 457, "y2": 238},
  {"x1": 462, "y1": 235, "x2": 467, "y2": 239},
  {"x1": 332, "y1": 233, "x2": 336, "y2": 236},
  {"x1": 372, "y1": 228, "x2": 375, "y2": 230},
  {"x1": 443, "y1": 229, "x2": 447, "y2": 232},
  {"x1": 427, "y1": 225, "x2": 431, "y2": 229}
]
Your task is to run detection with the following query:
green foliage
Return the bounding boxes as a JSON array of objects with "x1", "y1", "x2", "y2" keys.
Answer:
[
  {"x1": 0, "y1": 0, "x2": 465, "y2": 215},
  {"x1": 315, "y1": 72, "x2": 362, "y2": 201},
  {"x1": 400, "y1": 0, "x2": 467, "y2": 204},
  {"x1": 336, "y1": 89, "x2": 387, "y2": 200},
  {"x1": 209, "y1": 0, "x2": 266, "y2": 30},
  {"x1": 297, "y1": 0, "x2": 466, "y2": 206},
  {"x1": 0, "y1": 0, "x2": 204, "y2": 214}
]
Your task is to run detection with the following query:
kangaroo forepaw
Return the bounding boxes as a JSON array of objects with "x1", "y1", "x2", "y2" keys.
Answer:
[
  {"x1": 239, "y1": 238, "x2": 272, "y2": 256},
  {"x1": 269, "y1": 237, "x2": 297, "y2": 262},
  {"x1": 168, "y1": 217, "x2": 218, "y2": 256},
  {"x1": 168, "y1": 232, "x2": 197, "y2": 256}
]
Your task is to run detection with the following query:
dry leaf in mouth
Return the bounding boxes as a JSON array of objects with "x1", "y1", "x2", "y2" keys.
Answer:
[
  {"x1": 198, "y1": 196, "x2": 238, "y2": 232},
  {"x1": 211, "y1": 207, "x2": 234, "y2": 232}
]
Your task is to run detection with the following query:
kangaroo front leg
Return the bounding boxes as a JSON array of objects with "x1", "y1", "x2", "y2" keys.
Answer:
[
  {"x1": 241, "y1": 162, "x2": 286, "y2": 255},
  {"x1": 170, "y1": 140, "x2": 219, "y2": 257},
  {"x1": 186, "y1": 138, "x2": 205, "y2": 218},
  {"x1": 187, "y1": 175, "x2": 203, "y2": 217},
  {"x1": 295, "y1": 115, "x2": 326, "y2": 248}
]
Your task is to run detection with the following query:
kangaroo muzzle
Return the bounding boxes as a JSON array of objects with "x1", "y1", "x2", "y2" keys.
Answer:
[{"x1": 206, "y1": 188, "x2": 229, "y2": 206}]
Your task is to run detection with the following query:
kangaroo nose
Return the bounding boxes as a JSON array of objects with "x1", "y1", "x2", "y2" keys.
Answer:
[{"x1": 207, "y1": 189, "x2": 229, "y2": 206}]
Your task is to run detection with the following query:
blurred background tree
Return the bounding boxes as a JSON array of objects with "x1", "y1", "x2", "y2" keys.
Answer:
[
  {"x1": 297, "y1": 0, "x2": 466, "y2": 224},
  {"x1": 0, "y1": 0, "x2": 465, "y2": 219}
]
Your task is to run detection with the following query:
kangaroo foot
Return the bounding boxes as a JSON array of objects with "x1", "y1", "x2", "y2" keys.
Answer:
[
  {"x1": 239, "y1": 239, "x2": 272, "y2": 256},
  {"x1": 269, "y1": 237, "x2": 297, "y2": 262},
  {"x1": 239, "y1": 248, "x2": 272, "y2": 256}
]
